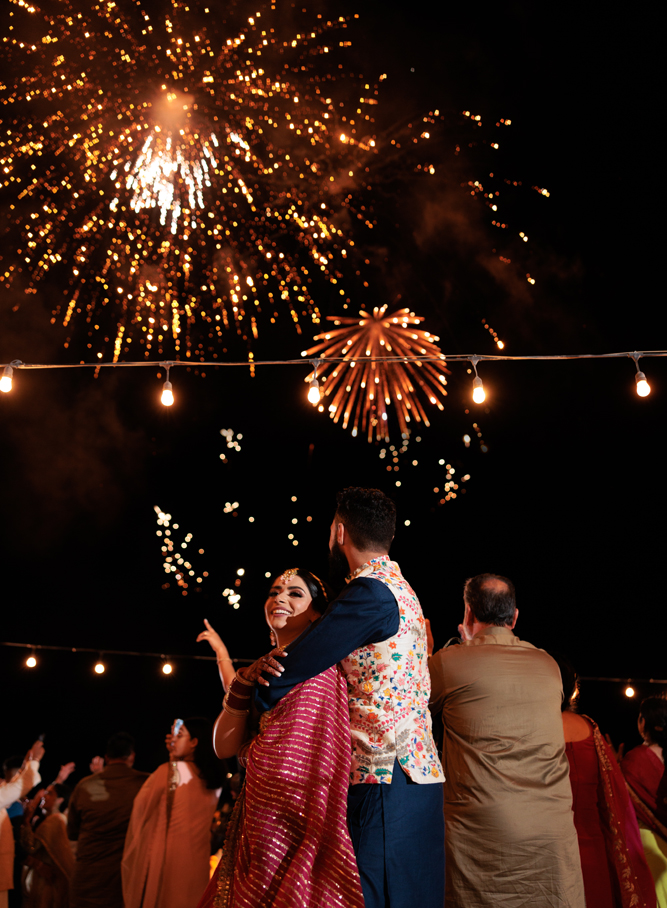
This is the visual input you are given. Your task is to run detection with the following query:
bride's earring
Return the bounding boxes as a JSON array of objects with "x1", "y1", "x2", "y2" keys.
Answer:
[{"x1": 269, "y1": 630, "x2": 277, "y2": 647}]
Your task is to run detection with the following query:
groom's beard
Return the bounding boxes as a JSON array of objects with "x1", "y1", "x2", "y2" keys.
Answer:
[{"x1": 328, "y1": 542, "x2": 349, "y2": 595}]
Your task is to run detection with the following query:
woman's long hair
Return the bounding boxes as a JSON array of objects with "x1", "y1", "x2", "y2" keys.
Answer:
[
  {"x1": 182, "y1": 716, "x2": 225, "y2": 789},
  {"x1": 639, "y1": 695, "x2": 667, "y2": 755}
]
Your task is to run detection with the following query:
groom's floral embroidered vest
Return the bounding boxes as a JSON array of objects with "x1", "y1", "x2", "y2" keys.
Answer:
[{"x1": 340, "y1": 558, "x2": 444, "y2": 785}]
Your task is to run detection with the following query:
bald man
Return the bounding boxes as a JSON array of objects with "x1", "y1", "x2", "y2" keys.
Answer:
[{"x1": 429, "y1": 574, "x2": 585, "y2": 908}]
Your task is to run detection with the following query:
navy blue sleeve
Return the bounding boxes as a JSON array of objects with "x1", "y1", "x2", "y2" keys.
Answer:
[{"x1": 255, "y1": 577, "x2": 400, "y2": 711}]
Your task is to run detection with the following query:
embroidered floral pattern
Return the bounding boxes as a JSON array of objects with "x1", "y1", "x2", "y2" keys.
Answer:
[{"x1": 341, "y1": 558, "x2": 444, "y2": 785}]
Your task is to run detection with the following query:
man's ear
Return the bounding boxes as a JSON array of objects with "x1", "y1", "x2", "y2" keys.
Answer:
[
  {"x1": 336, "y1": 522, "x2": 345, "y2": 545},
  {"x1": 509, "y1": 607, "x2": 519, "y2": 630}
]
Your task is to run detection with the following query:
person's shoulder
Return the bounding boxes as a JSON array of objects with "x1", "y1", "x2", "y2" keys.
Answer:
[
  {"x1": 622, "y1": 744, "x2": 646, "y2": 767},
  {"x1": 345, "y1": 576, "x2": 396, "y2": 603}
]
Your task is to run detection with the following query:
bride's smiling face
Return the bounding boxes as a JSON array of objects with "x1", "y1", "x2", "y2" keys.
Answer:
[{"x1": 264, "y1": 574, "x2": 318, "y2": 638}]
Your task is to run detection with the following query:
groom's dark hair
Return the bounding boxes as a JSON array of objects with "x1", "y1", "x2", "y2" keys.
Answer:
[{"x1": 335, "y1": 487, "x2": 395, "y2": 552}]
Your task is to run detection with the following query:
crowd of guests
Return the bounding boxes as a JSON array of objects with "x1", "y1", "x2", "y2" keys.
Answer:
[{"x1": 1, "y1": 487, "x2": 666, "y2": 908}]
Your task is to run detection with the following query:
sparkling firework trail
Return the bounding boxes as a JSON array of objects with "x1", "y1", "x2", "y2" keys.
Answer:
[
  {"x1": 302, "y1": 305, "x2": 449, "y2": 441},
  {"x1": 0, "y1": 0, "x2": 382, "y2": 360}
]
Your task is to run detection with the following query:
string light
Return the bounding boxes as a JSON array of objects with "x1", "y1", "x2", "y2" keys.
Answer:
[
  {"x1": 471, "y1": 357, "x2": 486, "y2": 404},
  {"x1": 161, "y1": 364, "x2": 174, "y2": 407},
  {"x1": 94, "y1": 659, "x2": 106, "y2": 674},
  {"x1": 625, "y1": 686, "x2": 635, "y2": 698},
  {"x1": 632, "y1": 352, "x2": 651, "y2": 397},
  {"x1": 0, "y1": 351, "x2": 664, "y2": 444},
  {"x1": 0, "y1": 365, "x2": 13, "y2": 393},
  {"x1": 162, "y1": 661, "x2": 173, "y2": 675},
  {"x1": 26, "y1": 651, "x2": 37, "y2": 668},
  {"x1": 307, "y1": 360, "x2": 321, "y2": 405}
]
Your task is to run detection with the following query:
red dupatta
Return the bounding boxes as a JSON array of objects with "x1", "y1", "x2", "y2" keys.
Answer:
[
  {"x1": 588, "y1": 721, "x2": 656, "y2": 908},
  {"x1": 622, "y1": 742, "x2": 667, "y2": 841},
  {"x1": 198, "y1": 665, "x2": 364, "y2": 908}
]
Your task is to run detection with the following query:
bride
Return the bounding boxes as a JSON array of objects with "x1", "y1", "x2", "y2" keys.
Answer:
[{"x1": 196, "y1": 568, "x2": 364, "y2": 908}]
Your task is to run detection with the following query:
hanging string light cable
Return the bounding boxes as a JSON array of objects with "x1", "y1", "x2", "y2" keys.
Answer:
[
  {"x1": 1, "y1": 641, "x2": 254, "y2": 665},
  {"x1": 0, "y1": 350, "x2": 663, "y2": 403}
]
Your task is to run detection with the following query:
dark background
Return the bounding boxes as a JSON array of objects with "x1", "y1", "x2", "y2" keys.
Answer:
[{"x1": 1, "y1": 0, "x2": 664, "y2": 782}]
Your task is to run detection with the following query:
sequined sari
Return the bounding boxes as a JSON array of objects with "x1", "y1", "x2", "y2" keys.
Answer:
[{"x1": 198, "y1": 665, "x2": 364, "y2": 908}]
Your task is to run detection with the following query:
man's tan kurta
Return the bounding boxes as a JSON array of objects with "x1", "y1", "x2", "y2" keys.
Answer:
[
  {"x1": 67, "y1": 763, "x2": 148, "y2": 908},
  {"x1": 429, "y1": 626, "x2": 585, "y2": 908}
]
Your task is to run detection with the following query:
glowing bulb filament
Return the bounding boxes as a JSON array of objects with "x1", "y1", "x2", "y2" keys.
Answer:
[
  {"x1": 0, "y1": 365, "x2": 13, "y2": 393},
  {"x1": 308, "y1": 378, "x2": 320, "y2": 405},
  {"x1": 161, "y1": 380, "x2": 174, "y2": 406},
  {"x1": 472, "y1": 375, "x2": 486, "y2": 404},
  {"x1": 635, "y1": 372, "x2": 650, "y2": 397}
]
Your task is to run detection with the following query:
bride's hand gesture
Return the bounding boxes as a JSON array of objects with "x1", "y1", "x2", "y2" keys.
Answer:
[{"x1": 196, "y1": 618, "x2": 229, "y2": 657}]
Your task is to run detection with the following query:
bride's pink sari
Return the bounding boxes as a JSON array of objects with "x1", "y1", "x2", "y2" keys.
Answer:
[{"x1": 198, "y1": 664, "x2": 364, "y2": 908}]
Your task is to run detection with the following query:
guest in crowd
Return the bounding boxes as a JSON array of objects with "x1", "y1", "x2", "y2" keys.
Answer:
[
  {"x1": 255, "y1": 488, "x2": 444, "y2": 908},
  {"x1": 20, "y1": 785, "x2": 73, "y2": 908},
  {"x1": 429, "y1": 573, "x2": 585, "y2": 907},
  {"x1": 622, "y1": 696, "x2": 667, "y2": 905},
  {"x1": 121, "y1": 717, "x2": 222, "y2": 908},
  {"x1": 196, "y1": 569, "x2": 364, "y2": 908},
  {"x1": 0, "y1": 741, "x2": 44, "y2": 908},
  {"x1": 553, "y1": 653, "x2": 655, "y2": 907},
  {"x1": 67, "y1": 732, "x2": 148, "y2": 908}
]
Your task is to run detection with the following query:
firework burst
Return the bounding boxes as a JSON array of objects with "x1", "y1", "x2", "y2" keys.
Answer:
[
  {"x1": 302, "y1": 305, "x2": 449, "y2": 441},
  {"x1": 0, "y1": 0, "x2": 382, "y2": 360}
]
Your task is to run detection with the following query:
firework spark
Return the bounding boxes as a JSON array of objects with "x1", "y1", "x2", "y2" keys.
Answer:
[
  {"x1": 302, "y1": 305, "x2": 449, "y2": 441},
  {"x1": 0, "y1": 1, "x2": 383, "y2": 360}
]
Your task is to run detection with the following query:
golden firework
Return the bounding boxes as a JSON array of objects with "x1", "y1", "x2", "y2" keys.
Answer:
[
  {"x1": 302, "y1": 306, "x2": 449, "y2": 441},
  {"x1": 0, "y1": 1, "x2": 379, "y2": 360}
]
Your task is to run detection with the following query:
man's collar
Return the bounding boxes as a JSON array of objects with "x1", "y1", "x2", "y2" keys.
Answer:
[
  {"x1": 472, "y1": 624, "x2": 515, "y2": 640},
  {"x1": 346, "y1": 556, "x2": 391, "y2": 584}
]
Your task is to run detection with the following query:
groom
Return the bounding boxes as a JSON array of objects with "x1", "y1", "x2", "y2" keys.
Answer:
[{"x1": 257, "y1": 487, "x2": 445, "y2": 908}]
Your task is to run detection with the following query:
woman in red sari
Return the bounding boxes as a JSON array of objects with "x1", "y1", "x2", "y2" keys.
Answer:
[
  {"x1": 622, "y1": 696, "x2": 667, "y2": 906},
  {"x1": 196, "y1": 568, "x2": 364, "y2": 908},
  {"x1": 552, "y1": 654, "x2": 655, "y2": 908}
]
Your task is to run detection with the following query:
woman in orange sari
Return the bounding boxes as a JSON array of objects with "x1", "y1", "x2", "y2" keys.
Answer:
[
  {"x1": 121, "y1": 717, "x2": 223, "y2": 908},
  {"x1": 196, "y1": 568, "x2": 364, "y2": 908}
]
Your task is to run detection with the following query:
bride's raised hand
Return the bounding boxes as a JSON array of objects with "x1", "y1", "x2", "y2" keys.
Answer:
[{"x1": 197, "y1": 618, "x2": 229, "y2": 657}]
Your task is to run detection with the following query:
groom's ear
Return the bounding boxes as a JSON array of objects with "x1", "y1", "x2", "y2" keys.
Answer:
[{"x1": 336, "y1": 522, "x2": 346, "y2": 545}]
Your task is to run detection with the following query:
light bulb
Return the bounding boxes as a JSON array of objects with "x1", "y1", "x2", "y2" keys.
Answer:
[
  {"x1": 162, "y1": 662, "x2": 173, "y2": 675},
  {"x1": 624, "y1": 686, "x2": 635, "y2": 698},
  {"x1": 26, "y1": 655, "x2": 37, "y2": 668},
  {"x1": 161, "y1": 380, "x2": 174, "y2": 406},
  {"x1": 94, "y1": 662, "x2": 105, "y2": 674},
  {"x1": 307, "y1": 378, "x2": 320, "y2": 405},
  {"x1": 635, "y1": 372, "x2": 650, "y2": 397},
  {"x1": 472, "y1": 375, "x2": 486, "y2": 404},
  {"x1": 0, "y1": 365, "x2": 13, "y2": 393}
]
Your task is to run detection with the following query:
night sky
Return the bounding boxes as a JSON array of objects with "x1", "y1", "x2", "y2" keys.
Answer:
[{"x1": 1, "y1": 0, "x2": 664, "y2": 782}]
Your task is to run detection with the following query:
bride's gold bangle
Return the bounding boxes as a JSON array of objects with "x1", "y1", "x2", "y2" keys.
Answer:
[{"x1": 234, "y1": 669, "x2": 256, "y2": 687}]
